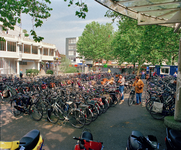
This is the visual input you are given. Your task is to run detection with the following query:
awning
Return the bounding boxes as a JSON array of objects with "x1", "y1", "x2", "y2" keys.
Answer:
[{"x1": 95, "y1": 0, "x2": 181, "y2": 32}]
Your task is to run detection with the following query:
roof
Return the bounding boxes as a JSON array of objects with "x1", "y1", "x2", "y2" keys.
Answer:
[{"x1": 95, "y1": 0, "x2": 181, "y2": 32}]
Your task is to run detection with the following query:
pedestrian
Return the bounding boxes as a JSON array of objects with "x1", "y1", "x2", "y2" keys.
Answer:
[
  {"x1": 20, "y1": 69, "x2": 23, "y2": 79},
  {"x1": 151, "y1": 70, "x2": 154, "y2": 77},
  {"x1": 118, "y1": 75, "x2": 125, "y2": 102},
  {"x1": 141, "y1": 70, "x2": 145, "y2": 79},
  {"x1": 108, "y1": 69, "x2": 111, "y2": 74},
  {"x1": 173, "y1": 72, "x2": 177, "y2": 77},
  {"x1": 132, "y1": 76, "x2": 144, "y2": 105}
]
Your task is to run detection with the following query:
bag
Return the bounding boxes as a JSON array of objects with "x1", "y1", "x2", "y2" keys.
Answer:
[
  {"x1": 152, "y1": 102, "x2": 163, "y2": 113},
  {"x1": 2, "y1": 90, "x2": 10, "y2": 98}
]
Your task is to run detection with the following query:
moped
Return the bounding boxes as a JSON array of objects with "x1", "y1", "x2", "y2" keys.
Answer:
[{"x1": 0, "y1": 129, "x2": 44, "y2": 150}]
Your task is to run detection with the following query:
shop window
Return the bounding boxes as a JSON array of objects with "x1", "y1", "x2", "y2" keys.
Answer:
[
  {"x1": 44, "y1": 48, "x2": 48, "y2": 55},
  {"x1": 7, "y1": 41, "x2": 16, "y2": 52},
  {"x1": 24, "y1": 44, "x2": 30, "y2": 53},
  {"x1": 0, "y1": 41, "x2": 6, "y2": 51},
  {"x1": 160, "y1": 67, "x2": 170, "y2": 75},
  {"x1": 32, "y1": 46, "x2": 38, "y2": 54}
]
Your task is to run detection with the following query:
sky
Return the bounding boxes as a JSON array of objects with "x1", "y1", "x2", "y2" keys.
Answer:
[{"x1": 20, "y1": 0, "x2": 118, "y2": 55}]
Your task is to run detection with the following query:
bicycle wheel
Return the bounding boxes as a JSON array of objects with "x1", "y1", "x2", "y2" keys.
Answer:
[
  {"x1": 40, "y1": 100, "x2": 50, "y2": 119},
  {"x1": 149, "y1": 106, "x2": 165, "y2": 120},
  {"x1": 47, "y1": 107, "x2": 60, "y2": 124},
  {"x1": 29, "y1": 103, "x2": 43, "y2": 121},
  {"x1": 111, "y1": 96, "x2": 118, "y2": 107},
  {"x1": 91, "y1": 105, "x2": 99, "y2": 121},
  {"x1": 68, "y1": 109, "x2": 85, "y2": 128},
  {"x1": 146, "y1": 99, "x2": 153, "y2": 112},
  {"x1": 102, "y1": 99, "x2": 109, "y2": 113},
  {"x1": 84, "y1": 108, "x2": 93, "y2": 125},
  {"x1": 11, "y1": 100, "x2": 21, "y2": 116},
  {"x1": 128, "y1": 93, "x2": 135, "y2": 106}
]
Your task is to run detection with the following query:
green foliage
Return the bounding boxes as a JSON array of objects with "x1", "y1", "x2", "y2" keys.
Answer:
[
  {"x1": 64, "y1": 67, "x2": 78, "y2": 73},
  {"x1": 24, "y1": 33, "x2": 29, "y2": 37},
  {"x1": 0, "y1": 0, "x2": 52, "y2": 42},
  {"x1": 26, "y1": 69, "x2": 39, "y2": 76},
  {"x1": 46, "y1": 69, "x2": 54, "y2": 74},
  {"x1": 59, "y1": 57, "x2": 78, "y2": 73},
  {"x1": 77, "y1": 21, "x2": 114, "y2": 63},
  {"x1": 64, "y1": 0, "x2": 88, "y2": 19},
  {"x1": 105, "y1": 11, "x2": 179, "y2": 74}
]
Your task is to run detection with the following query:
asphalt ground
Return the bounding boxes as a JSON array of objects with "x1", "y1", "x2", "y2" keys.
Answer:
[{"x1": 0, "y1": 79, "x2": 167, "y2": 150}]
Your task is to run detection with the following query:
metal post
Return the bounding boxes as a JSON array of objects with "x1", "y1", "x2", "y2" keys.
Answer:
[{"x1": 174, "y1": 38, "x2": 181, "y2": 121}]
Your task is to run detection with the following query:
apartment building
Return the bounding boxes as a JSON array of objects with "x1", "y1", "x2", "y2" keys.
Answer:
[
  {"x1": 66, "y1": 37, "x2": 84, "y2": 65},
  {"x1": 0, "y1": 22, "x2": 58, "y2": 75}
]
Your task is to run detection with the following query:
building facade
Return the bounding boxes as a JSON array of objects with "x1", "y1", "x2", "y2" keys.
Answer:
[
  {"x1": 66, "y1": 37, "x2": 83, "y2": 65},
  {"x1": 0, "y1": 22, "x2": 58, "y2": 75}
]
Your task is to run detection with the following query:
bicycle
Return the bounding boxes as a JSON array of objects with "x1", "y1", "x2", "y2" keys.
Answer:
[
  {"x1": 128, "y1": 89, "x2": 135, "y2": 106},
  {"x1": 47, "y1": 98, "x2": 85, "y2": 128}
]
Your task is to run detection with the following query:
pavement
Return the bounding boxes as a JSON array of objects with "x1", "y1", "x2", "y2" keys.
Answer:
[{"x1": 0, "y1": 79, "x2": 168, "y2": 149}]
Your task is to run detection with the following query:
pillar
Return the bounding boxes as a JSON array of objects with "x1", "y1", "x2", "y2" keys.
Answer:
[
  {"x1": 174, "y1": 38, "x2": 181, "y2": 121},
  {"x1": 17, "y1": 60, "x2": 20, "y2": 75},
  {"x1": 38, "y1": 62, "x2": 40, "y2": 71}
]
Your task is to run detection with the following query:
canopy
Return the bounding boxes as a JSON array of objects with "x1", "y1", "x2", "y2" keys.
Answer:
[{"x1": 95, "y1": 0, "x2": 181, "y2": 32}]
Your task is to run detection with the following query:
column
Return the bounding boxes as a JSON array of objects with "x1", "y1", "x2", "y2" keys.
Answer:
[
  {"x1": 17, "y1": 60, "x2": 20, "y2": 75},
  {"x1": 174, "y1": 38, "x2": 181, "y2": 121},
  {"x1": 38, "y1": 61, "x2": 40, "y2": 71}
]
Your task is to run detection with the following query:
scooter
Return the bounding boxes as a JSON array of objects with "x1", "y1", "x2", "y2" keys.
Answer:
[
  {"x1": 0, "y1": 129, "x2": 44, "y2": 150},
  {"x1": 126, "y1": 130, "x2": 159, "y2": 150},
  {"x1": 73, "y1": 129, "x2": 104, "y2": 150},
  {"x1": 165, "y1": 127, "x2": 181, "y2": 150}
]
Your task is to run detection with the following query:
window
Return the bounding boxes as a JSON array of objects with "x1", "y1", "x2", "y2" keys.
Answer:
[
  {"x1": 68, "y1": 51, "x2": 74, "y2": 56},
  {"x1": 7, "y1": 41, "x2": 16, "y2": 52},
  {"x1": 160, "y1": 67, "x2": 170, "y2": 75},
  {"x1": 43, "y1": 48, "x2": 48, "y2": 55},
  {"x1": 49, "y1": 49, "x2": 54, "y2": 56},
  {"x1": 24, "y1": 44, "x2": 30, "y2": 53},
  {"x1": 68, "y1": 45, "x2": 76, "y2": 50},
  {"x1": 19, "y1": 61, "x2": 27, "y2": 65},
  {"x1": 0, "y1": 41, "x2": 6, "y2": 51},
  {"x1": 40, "y1": 48, "x2": 43, "y2": 55},
  {"x1": 32, "y1": 46, "x2": 38, "y2": 54},
  {"x1": 19, "y1": 45, "x2": 22, "y2": 52},
  {"x1": 68, "y1": 38, "x2": 76, "y2": 44}
]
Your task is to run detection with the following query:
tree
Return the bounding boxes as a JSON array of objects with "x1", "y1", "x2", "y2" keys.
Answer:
[
  {"x1": 0, "y1": 0, "x2": 52, "y2": 42},
  {"x1": 77, "y1": 21, "x2": 114, "y2": 66},
  {"x1": 59, "y1": 57, "x2": 77, "y2": 73},
  {"x1": 105, "y1": 11, "x2": 179, "y2": 75}
]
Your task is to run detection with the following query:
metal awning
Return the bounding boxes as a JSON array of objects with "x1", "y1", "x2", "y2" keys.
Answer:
[{"x1": 95, "y1": 0, "x2": 181, "y2": 32}]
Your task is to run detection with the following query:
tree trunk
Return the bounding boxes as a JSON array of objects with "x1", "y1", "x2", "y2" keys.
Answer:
[{"x1": 137, "y1": 64, "x2": 141, "y2": 76}]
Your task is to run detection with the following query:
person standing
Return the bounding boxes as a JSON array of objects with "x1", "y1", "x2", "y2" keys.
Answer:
[
  {"x1": 20, "y1": 69, "x2": 23, "y2": 79},
  {"x1": 132, "y1": 76, "x2": 144, "y2": 105},
  {"x1": 141, "y1": 70, "x2": 145, "y2": 79},
  {"x1": 118, "y1": 75, "x2": 125, "y2": 102}
]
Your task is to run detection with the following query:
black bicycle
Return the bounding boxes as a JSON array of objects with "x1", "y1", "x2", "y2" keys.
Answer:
[{"x1": 128, "y1": 89, "x2": 135, "y2": 106}]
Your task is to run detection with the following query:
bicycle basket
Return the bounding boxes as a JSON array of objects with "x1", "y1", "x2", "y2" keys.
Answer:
[{"x1": 152, "y1": 102, "x2": 163, "y2": 113}]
